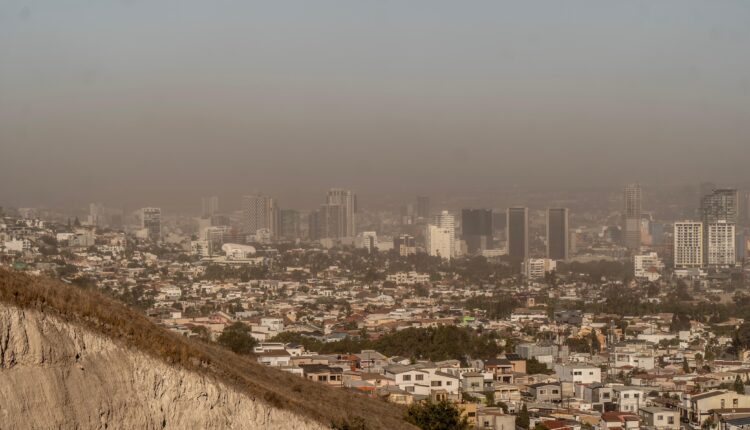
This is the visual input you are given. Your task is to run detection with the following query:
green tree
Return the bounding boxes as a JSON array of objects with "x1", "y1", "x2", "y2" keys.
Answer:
[
  {"x1": 734, "y1": 323, "x2": 750, "y2": 352},
  {"x1": 217, "y1": 322, "x2": 257, "y2": 355},
  {"x1": 670, "y1": 312, "x2": 692, "y2": 332},
  {"x1": 565, "y1": 337, "x2": 590, "y2": 354},
  {"x1": 526, "y1": 358, "x2": 553, "y2": 375},
  {"x1": 516, "y1": 404, "x2": 530, "y2": 430},
  {"x1": 734, "y1": 375, "x2": 745, "y2": 394},
  {"x1": 404, "y1": 400, "x2": 469, "y2": 430}
]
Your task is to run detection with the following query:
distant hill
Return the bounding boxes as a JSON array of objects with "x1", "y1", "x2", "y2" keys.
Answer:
[{"x1": 0, "y1": 268, "x2": 414, "y2": 429}]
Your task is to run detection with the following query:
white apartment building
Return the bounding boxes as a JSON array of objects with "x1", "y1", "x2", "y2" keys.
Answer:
[
  {"x1": 434, "y1": 211, "x2": 455, "y2": 256},
  {"x1": 707, "y1": 221, "x2": 736, "y2": 267},
  {"x1": 555, "y1": 364, "x2": 601, "y2": 384},
  {"x1": 386, "y1": 272, "x2": 430, "y2": 285},
  {"x1": 427, "y1": 224, "x2": 453, "y2": 260},
  {"x1": 524, "y1": 258, "x2": 557, "y2": 279},
  {"x1": 634, "y1": 252, "x2": 664, "y2": 281},
  {"x1": 674, "y1": 221, "x2": 703, "y2": 269}
]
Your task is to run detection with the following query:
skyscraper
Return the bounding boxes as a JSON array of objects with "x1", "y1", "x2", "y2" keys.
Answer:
[
  {"x1": 547, "y1": 208, "x2": 569, "y2": 261},
  {"x1": 242, "y1": 194, "x2": 277, "y2": 236},
  {"x1": 701, "y1": 188, "x2": 738, "y2": 266},
  {"x1": 507, "y1": 207, "x2": 528, "y2": 262},
  {"x1": 707, "y1": 221, "x2": 736, "y2": 266},
  {"x1": 701, "y1": 188, "x2": 738, "y2": 225},
  {"x1": 623, "y1": 183, "x2": 642, "y2": 250},
  {"x1": 278, "y1": 209, "x2": 300, "y2": 240},
  {"x1": 674, "y1": 221, "x2": 703, "y2": 269},
  {"x1": 326, "y1": 188, "x2": 357, "y2": 238},
  {"x1": 427, "y1": 224, "x2": 453, "y2": 260},
  {"x1": 88, "y1": 203, "x2": 104, "y2": 227},
  {"x1": 435, "y1": 210, "x2": 456, "y2": 257},
  {"x1": 307, "y1": 210, "x2": 321, "y2": 241},
  {"x1": 741, "y1": 191, "x2": 750, "y2": 227},
  {"x1": 141, "y1": 207, "x2": 162, "y2": 242},
  {"x1": 416, "y1": 196, "x2": 430, "y2": 220},
  {"x1": 309, "y1": 189, "x2": 357, "y2": 240},
  {"x1": 201, "y1": 196, "x2": 219, "y2": 218},
  {"x1": 461, "y1": 209, "x2": 493, "y2": 254}
]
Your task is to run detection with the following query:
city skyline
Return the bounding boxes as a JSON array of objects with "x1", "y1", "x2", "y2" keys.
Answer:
[{"x1": 3, "y1": 2, "x2": 750, "y2": 429}]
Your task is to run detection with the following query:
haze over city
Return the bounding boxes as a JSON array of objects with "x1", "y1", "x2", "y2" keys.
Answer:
[
  {"x1": 2, "y1": 0, "x2": 749, "y2": 210},
  {"x1": 3, "y1": 3, "x2": 750, "y2": 430}
]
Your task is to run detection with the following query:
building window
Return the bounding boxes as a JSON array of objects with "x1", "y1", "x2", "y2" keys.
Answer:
[
  {"x1": 415, "y1": 374, "x2": 424, "y2": 381},
  {"x1": 657, "y1": 415, "x2": 663, "y2": 421},
  {"x1": 403, "y1": 375, "x2": 411, "y2": 382},
  {"x1": 431, "y1": 381, "x2": 442, "y2": 387},
  {"x1": 668, "y1": 417, "x2": 674, "y2": 424}
]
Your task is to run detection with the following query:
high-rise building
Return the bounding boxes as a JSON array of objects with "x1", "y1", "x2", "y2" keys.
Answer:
[
  {"x1": 434, "y1": 211, "x2": 456, "y2": 256},
  {"x1": 699, "y1": 182, "x2": 718, "y2": 215},
  {"x1": 701, "y1": 188, "x2": 738, "y2": 266},
  {"x1": 308, "y1": 189, "x2": 357, "y2": 240},
  {"x1": 461, "y1": 209, "x2": 493, "y2": 254},
  {"x1": 141, "y1": 207, "x2": 162, "y2": 242},
  {"x1": 201, "y1": 196, "x2": 219, "y2": 218},
  {"x1": 707, "y1": 221, "x2": 736, "y2": 267},
  {"x1": 307, "y1": 210, "x2": 321, "y2": 241},
  {"x1": 88, "y1": 203, "x2": 104, "y2": 227},
  {"x1": 701, "y1": 188, "x2": 738, "y2": 225},
  {"x1": 416, "y1": 196, "x2": 430, "y2": 220},
  {"x1": 507, "y1": 207, "x2": 529, "y2": 262},
  {"x1": 674, "y1": 221, "x2": 703, "y2": 269},
  {"x1": 205, "y1": 226, "x2": 230, "y2": 255},
  {"x1": 427, "y1": 224, "x2": 453, "y2": 260},
  {"x1": 623, "y1": 183, "x2": 642, "y2": 250},
  {"x1": 242, "y1": 194, "x2": 277, "y2": 236},
  {"x1": 278, "y1": 209, "x2": 300, "y2": 240},
  {"x1": 547, "y1": 208, "x2": 569, "y2": 261},
  {"x1": 400, "y1": 204, "x2": 415, "y2": 225},
  {"x1": 324, "y1": 188, "x2": 357, "y2": 238}
]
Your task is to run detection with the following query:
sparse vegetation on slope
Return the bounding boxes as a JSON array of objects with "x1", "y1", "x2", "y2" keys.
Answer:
[{"x1": 0, "y1": 269, "x2": 415, "y2": 430}]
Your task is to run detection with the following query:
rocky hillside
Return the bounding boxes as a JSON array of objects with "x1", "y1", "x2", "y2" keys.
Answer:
[{"x1": 0, "y1": 269, "x2": 414, "y2": 429}]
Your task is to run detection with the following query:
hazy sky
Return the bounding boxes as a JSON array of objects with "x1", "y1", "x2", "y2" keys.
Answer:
[{"x1": 1, "y1": 1, "x2": 749, "y2": 210}]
